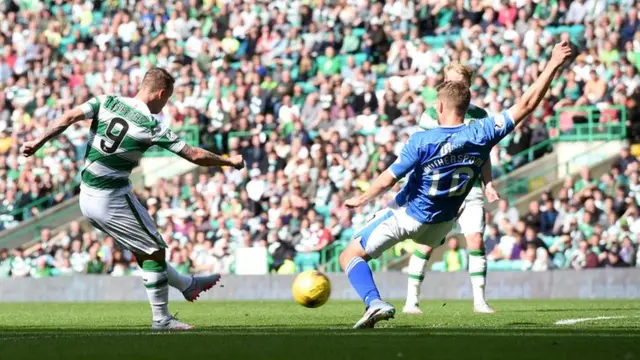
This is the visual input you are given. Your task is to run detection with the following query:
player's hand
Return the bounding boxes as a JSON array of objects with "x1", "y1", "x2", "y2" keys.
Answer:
[
  {"x1": 229, "y1": 155, "x2": 245, "y2": 170},
  {"x1": 549, "y1": 41, "x2": 573, "y2": 68},
  {"x1": 20, "y1": 141, "x2": 39, "y2": 157},
  {"x1": 345, "y1": 196, "x2": 365, "y2": 209},
  {"x1": 484, "y1": 183, "x2": 500, "y2": 203}
]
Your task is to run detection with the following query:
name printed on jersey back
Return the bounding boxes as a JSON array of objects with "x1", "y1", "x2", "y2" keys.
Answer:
[
  {"x1": 104, "y1": 96, "x2": 155, "y2": 127},
  {"x1": 423, "y1": 153, "x2": 484, "y2": 173}
]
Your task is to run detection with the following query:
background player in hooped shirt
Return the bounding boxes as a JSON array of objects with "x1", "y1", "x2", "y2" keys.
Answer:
[
  {"x1": 404, "y1": 63, "x2": 501, "y2": 315},
  {"x1": 340, "y1": 42, "x2": 573, "y2": 329},
  {"x1": 21, "y1": 68, "x2": 245, "y2": 330}
]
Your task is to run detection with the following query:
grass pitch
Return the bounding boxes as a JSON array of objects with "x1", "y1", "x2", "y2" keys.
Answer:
[{"x1": 1, "y1": 300, "x2": 639, "y2": 360}]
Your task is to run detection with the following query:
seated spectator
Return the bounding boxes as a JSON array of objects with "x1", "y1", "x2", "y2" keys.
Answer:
[{"x1": 442, "y1": 237, "x2": 467, "y2": 273}]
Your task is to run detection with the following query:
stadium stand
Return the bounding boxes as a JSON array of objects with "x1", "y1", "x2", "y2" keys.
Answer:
[{"x1": 0, "y1": 0, "x2": 638, "y2": 277}]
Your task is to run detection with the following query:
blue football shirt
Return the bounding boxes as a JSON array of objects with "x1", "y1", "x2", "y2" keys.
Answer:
[{"x1": 390, "y1": 110, "x2": 515, "y2": 224}]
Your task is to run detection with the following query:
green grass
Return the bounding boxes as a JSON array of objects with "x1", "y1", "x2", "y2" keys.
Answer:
[{"x1": 1, "y1": 300, "x2": 640, "y2": 359}]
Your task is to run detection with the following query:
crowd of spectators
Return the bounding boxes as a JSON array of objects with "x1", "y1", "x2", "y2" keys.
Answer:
[
  {"x1": 0, "y1": 0, "x2": 638, "y2": 276},
  {"x1": 466, "y1": 146, "x2": 640, "y2": 272}
]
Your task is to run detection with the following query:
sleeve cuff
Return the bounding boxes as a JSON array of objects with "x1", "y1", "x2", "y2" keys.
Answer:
[
  {"x1": 504, "y1": 109, "x2": 515, "y2": 128},
  {"x1": 79, "y1": 103, "x2": 94, "y2": 119}
]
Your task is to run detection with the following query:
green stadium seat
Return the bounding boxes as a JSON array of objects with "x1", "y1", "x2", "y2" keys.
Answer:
[
  {"x1": 314, "y1": 205, "x2": 330, "y2": 218},
  {"x1": 487, "y1": 260, "x2": 526, "y2": 271},
  {"x1": 353, "y1": 52, "x2": 368, "y2": 66},
  {"x1": 290, "y1": 66, "x2": 299, "y2": 80},
  {"x1": 92, "y1": 11, "x2": 103, "y2": 25},
  {"x1": 315, "y1": 55, "x2": 327, "y2": 68},
  {"x1": 296, "y1": 82, "x2": 318, "y2": 94},
  {"x1": 358, "y1": 128, "x2": 378, "y2": 136},
  {"x1": 541, "y1": 236, "x2": 557, "y2": 248},
  {"x1": 431, "y1": 261, "x2": 446, "y2": 272},
  {"x1": 339, "y1": 228, "x2": 355, "y2": 242},
  {"x1": 352, "y1": 28, "x2": 366, "y2": 38},
  {"x1": 422, "y1": 34, "x2": 460, "y2": 49},
  {"x1": 544, "y1": 25, "x2": 585, "y2": 43},
  {"x1": 295, "y1": 252, "x2": 321, "y2": 271}
]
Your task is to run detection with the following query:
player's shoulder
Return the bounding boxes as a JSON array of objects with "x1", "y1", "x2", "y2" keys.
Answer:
[{"x1": 407, "y1": 127, "x2": 446, "y2": 147}]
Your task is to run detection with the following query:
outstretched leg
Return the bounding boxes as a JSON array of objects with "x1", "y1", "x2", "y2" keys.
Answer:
[{"x1": 340, "y1": 242, "x2": 395, "y2": 329}]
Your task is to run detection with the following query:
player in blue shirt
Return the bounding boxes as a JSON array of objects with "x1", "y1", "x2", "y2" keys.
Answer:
[{"x1": 340, "y1": 42, "x2": 573, "y2": 329}]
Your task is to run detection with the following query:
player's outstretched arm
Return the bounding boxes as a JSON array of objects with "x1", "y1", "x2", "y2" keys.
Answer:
[
  {"x1": 178, "y1": 145, "x2": 245, "y2": 169},
  {"x1": 346, "y1": 133, "x2": 420, "y2": 208},
  {"x1": 508, "y1": 41, "x2": 573, "y2": 127},
  {"x1": 345, "y1": 170, "x2": 398, "y2": 208},
  {"x1": 21, "y1": 107, "x2": 86, "y2": 157}
]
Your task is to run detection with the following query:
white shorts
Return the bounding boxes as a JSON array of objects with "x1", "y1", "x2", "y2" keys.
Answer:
[
  {"x1": 79, "y1": 188, "x2": 166, "y2": 255},
  {"x1": 452, "y1": 186, "x2": 485, "y2": 236},
  {"x1": 353, "y1": 204, "x2": 455, "y2": 259}
]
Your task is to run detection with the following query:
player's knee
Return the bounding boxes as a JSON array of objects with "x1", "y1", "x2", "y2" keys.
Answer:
[
  {"x1": 339, "y1": 243, "x2": 367, "y2": 270},
  {"x1": 339, "y1": 248, "x2": 355, "y2": 270},
  {"x1": 135, "y1": 249, "x2": 166, "y2": 267},
  {"x1": 417, "y1": 244, "x2": 433, "y2": 255},
  {"x1": 466, "y1": 233, "x2": 484, "y2": 250},
  {"x1": 339, "y1": 250, "x2": 350, "y2": 271}
]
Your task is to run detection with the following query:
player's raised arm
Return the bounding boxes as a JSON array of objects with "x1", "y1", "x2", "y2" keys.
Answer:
[
  {"x1": 509, "y1": 42, "x2": 573, "y2": 127},
  {"x1": 345, "y1": 134, "x2": 420, "y2": 208},
  {"x1": 21, "y1": 106, "x2": 88, "y2": 157}
]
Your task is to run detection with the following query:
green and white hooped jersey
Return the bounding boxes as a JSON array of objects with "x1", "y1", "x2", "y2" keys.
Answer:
[
  {"x1": 79, "y1": 95, "x2": 186, "y2": 195},
  {"x1": 419, "y1": 103, "x2": 489, "y2": 188}
]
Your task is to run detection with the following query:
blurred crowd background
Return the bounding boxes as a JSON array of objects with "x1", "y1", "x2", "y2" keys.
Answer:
[{"x1": 0, "y1": 0, "x2": 639, "y2": 277}]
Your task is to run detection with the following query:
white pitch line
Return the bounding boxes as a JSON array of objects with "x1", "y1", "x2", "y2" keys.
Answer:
[{"x1": 555, "y1": 316, "x2": 628, "y2": 326}]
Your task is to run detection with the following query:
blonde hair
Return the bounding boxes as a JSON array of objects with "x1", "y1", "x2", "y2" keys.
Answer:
[
  {"x1": 141, "y1": 68, "x2": 175, "y2": 92},
  {"x1": 444, "y1": 63, "x2": 474, "y2": 87},
  {"x1": 437, "y1": 81, "x2": 471, "y2": 116}
]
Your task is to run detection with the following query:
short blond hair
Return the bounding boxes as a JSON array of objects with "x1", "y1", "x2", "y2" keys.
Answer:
[
  {"x1": 141, "y1": 68, "x2": 175, "y2": 93},
  {"x1": 437, "y1": 81, "x2": 471, "y2": 116},
  {"x1": 444, "y1": 63, "x2": 474, "y2": 87}
]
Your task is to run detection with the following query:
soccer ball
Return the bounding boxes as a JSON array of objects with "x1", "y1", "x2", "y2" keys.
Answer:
[{"x1": 292, "y1": 270, "x2": 331, "y2": 308}]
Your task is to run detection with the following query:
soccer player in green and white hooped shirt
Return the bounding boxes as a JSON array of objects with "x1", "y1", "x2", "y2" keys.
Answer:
[
  {"x1": 403, "y1": 63, "x2": 500, "y2": 314},
  {"x1": 21, "y1": 68, "x2": 245, "y2": 330}
]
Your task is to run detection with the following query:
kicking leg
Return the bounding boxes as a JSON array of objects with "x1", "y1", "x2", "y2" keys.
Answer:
[
  {"x1": 339, "y1": 242, "x2": 395, "y2": 329},
  {"x1": 403, "y1": 243, "x2": 433, "y2": 314},
  {"x1": 167, "y1": 265, "x2": 222, "y2": 302}
]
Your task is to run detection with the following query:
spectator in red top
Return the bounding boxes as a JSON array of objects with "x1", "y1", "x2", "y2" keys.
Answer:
[
  {"x1": 4, "y1": 47, "x2": 16, "y2": 69},
  {"x1": 68, "y1": 65, "x2": 84, "y2": 89},
  {"x1": 498, "y1": 0, "x2": 517, "y2": 26}
]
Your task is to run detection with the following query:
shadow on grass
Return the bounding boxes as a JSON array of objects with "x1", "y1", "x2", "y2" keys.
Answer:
[
  {"x1": 2, "y1": 325, "x2": 640, "y2": 337},
  {"x1": 2, "y1": 326, "x2": 640, "y2": 360}
]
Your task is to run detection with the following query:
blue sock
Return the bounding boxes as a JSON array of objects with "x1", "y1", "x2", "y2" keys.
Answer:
[{"x1": 345, "y1": 257, "x2": 381, "y2": 308}]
